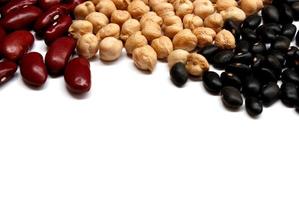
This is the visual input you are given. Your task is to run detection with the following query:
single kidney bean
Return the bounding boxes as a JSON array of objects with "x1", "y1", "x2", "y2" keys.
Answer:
[
  {"x1": 45, "y1": 36, "x2": 76, "y2": 76},
  {"x1": 1, "y1": 30, "x2": 34, "y2": 61},
  {"x1": 0, "y1": 60, "x2": 18, "y2": 85},
  {"x1": 64, "y1": 57, "x2": 91, "y2": 94},
  {"x1": 43, "y1": 15, "x2": 72, "y2": 45},
  {"x1": 2, "y1": 6, "x2": 42, "y2": 31},
  {"x1": 38, "y1": 0, "x2": 62, "y2": 10},
  {"x1": 0, "y1": 0, "x2": 37, "y2": 16},
  {"x1": 20, "y1": 52, "x2": 48, "y2": 87}
]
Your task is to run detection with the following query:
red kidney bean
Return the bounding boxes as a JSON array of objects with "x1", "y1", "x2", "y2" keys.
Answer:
[
  {"x1": 0, "y1": 26, "x2": 6, "y2": 42},
  {"x1": 1, "y1": 30, "x2": 34, "y2": 61},
  {"x1": 61, "y1": 0, "x2": 85, "y2": 12},
  {"x1": 0, "y1": 60, "x2": 18, "y2": 85},
  {"x1": 33, "y1": 6, "x2": 67, "y2": 34},
  {"x1": 1, "y1": 0, "x2": 37, "y2": 16},
  {"x1": 45, "y1": 36, "x2": 76, "y2": 76},
  {"x1": 2, "y1": 6, "x2": 42, "y2": 31},
  {"x1": 20, "y1": 52, "x2": 48, "y2": 87},
  {"x1": 43, "y1": 15, "x2": 72, "y2": 45},
  {"x1": 64, "y1": 57, "x2": 91, "y2": 94},
  {"x1": 38, "y1": 0, "x2": 62, "y2": 10}
]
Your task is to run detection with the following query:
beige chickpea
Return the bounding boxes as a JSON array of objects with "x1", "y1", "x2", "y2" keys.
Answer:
[
  {"x1": 85, "y1": 12, "x2": 109, "y2": 34},
  {"x1": 120, "y1": 19, "x2": 141, "y2": 41},
  {"x1": 204, "y1": 12, "x2": 224, "y2": 32},
  {"x1": 112, "y1": 0, "x2": 131, "y2": 9},
  {"x1": 69, "y1": 20, "x2": 93, "y2": 39},
  {"x1": 174, "y1": 0, "x2": 194, "y2": 18},
  {"x1": 220, "y1": 6, "x2": 246, "y2": 22},
  {"x1": 140, "y1": 12, "x2": 163, "y2": 27},
  {"x1": 151, "y1": 36, "x2": 173, "y2": 59},
  {"x1": 183, "y1": 14, "x2": 203, "y2": 30},
  {"x1": 96, "y1": 23, "x2": 120, "y2": 41},
  {"x1": 193, "y1": 27, "x2": 216, "y2": 48},
  {"x1": 92, "y1": 0, "x2": 101, "y2": 4},
  {"x1": 167, "y1": 49, "x2": 189, "y2": 69},
  {"x1": 141, "y1": 20, "x2": 162, "y2": 42},
  {"x1": 149, "y1": 0, "x2": 167, "y2": 8},
  {"x1": 163, "y1": 15, "x2": 183, "y2": 39},
  {"x1": 193, "y1": 0, "x2": 215, "y2": 19},
  {"x1": 240, "y1": 0, "x2": 263, "y2": 16},
  {"x1": 95, "y1": 0, "x2": 116, "y2": 18},
  {"x1": 127, "y1": 0, "x2": 150, "y2": 20},
  {"x1": 132, "y1": 45, "x2": 157, "y2": 72},
  {"x1": 76, "y1": 33, "x2": 99, "y2": 59},
  {"x1": 214, "y1": 29, "x2": 236, "y2": 49},
  {"x1": 153, "y1": 2, "x2": 175, "y2": 18},
  {"x1": 173, "y1": 29, "x2": 197, "y2": 52},
  {"x1": 74, "y1": 1, "x2": 95, "y2": 20},
  {"x1": 125, "y1": 31, "x2": 148, "y2": 54},
  {"x1": 111, "y1": 10, "x2": 131, "y2": 26},
  {"x1": 215, "y1": 0, "x2": 237, "y2": 11},
  {"x1": 186, "y1": 53, "x2": 209, "y2": 77},
  {"x1": 99, "y1": 37, "x2": 123, "y2": 61}
]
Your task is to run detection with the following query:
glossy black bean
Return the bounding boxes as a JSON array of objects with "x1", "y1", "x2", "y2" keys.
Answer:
[
  {"x1": 271, "y1": 36, "x2": 291, "y2": 52},
  {"x1": 245, "y1": 97, "x2": 263, "y2": 116},
  {"x1": 213, "y1": 50, "x2": 234, "y2": 69},
  {"x1": 291, "y1": 2, "x2": 299, "y2": 20},
  {"x1": 281, "y1": 68, "x2": 299, "y2": 85},
  {"x1": 221, "y1": 86, "x2": 243, "y2": 109},
  {"x1": 199, "y1": 45, "x2": 219, "y2": 62},
  {"x1": 295, "y1": 30, "x2": 299, "y2": 45},
  {"x1": 241, "y1": 28, "x2": 258, "y2": 42},
  {"x1": 232, "y1": 52, "x2": 252, "y2": 64},
  {"x1": 279, "y1": 3, "x2": 294, "y2": 23},
  {"x1": 224, "y1": 20, "x2": 240, "y2": 40},
  {"x1": 225, "y1": 63, "x2": 251, "y2": 78},
  {"x1": 251, "y1": 42, "x2": 267, "y2": 54},
  {"x1": 242, "y1": 75, "x2": 261, "y2": 96},
  {"x1": 264, "y1": 23, "x2": 282, "y2": 34},
  {"x1": 262, "y1": 5, "x2": 280, "y2": 23},
  {"x1": 202, "y1": 71, "x2": 222, "y2": 94},
  {"x1": 252, "y1": 54, "x2": 266, "y2": 69},
  {"x1": 170, "y1": 62, "x2": 188, "y2": 87},
  {"x1": 261, "y1": 82, "x2": 280, "y2": 106},
  {"x1": 242, "y1": 14, "x2": 262, "y2": 29},
  {"x1": 266, "y1": 55, "x2": 283, "y2": 77},
  {"x1": 269, "y1": 51, "x2": 286, "y2": 65},
  {"x1": 220, "y1": 72, "x2": 242, "y2": 90},
  {"x1": 281, "y1": 24, "x2": 297, "y2": 40},
  {"x1": 280, "y1": 82, "x2": 298, "y2": 107},
  {"x1": 235, "y1": 40, "x2": 250, "y2": 53},
  {"x1": 254, "y1": 67, "x2": 278, "y2": 84},
  {"x1": 257, "y1": 26, "x2": 277, "y2": 43}
]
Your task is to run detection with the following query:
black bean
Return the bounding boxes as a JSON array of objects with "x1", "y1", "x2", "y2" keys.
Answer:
[
  {"x1": 295, "y1": 30, "x2": 299, "y2": 45},
  {"x1": 224, "y1": 20, "x2": 241, "y2": 40},
  {"x1": 285, "y1": 46, "x2": 298, "y2": 67},
  {"x1": 202, "y1": 71, "x2": 222, "y2": 94},
  {"x1": 271, "y1": 36, "x2": 291, "y2": 52},
  {"x1": 235, "y1": 40, "x2": 250, "y2": 53},
  {"x1": 220, "y1": 72, "x2": 242, "y2": 90},
  {"x1": 265, "y1": 55, "x2": 283, "y2": 77},
  {"x1": 279, "y1": 3, "x2": 294, "y2": 23},
  {"x1": 251, "y1": 42, "x2": 267, "y2": 54},
  {"x1": 245, "y1": 97, "x2": 263, "y2": 116},
  {"x1": 257, "y1": 26, "x2": 277, "y2": 43},
  {"x1": 254, "y1": 67, "x2": 278, "y2": 84},
  {"x1": 262, "y1": 5, "x2": 280, "y2": 23},
  {"x1": 269, "y1": 51, "x2": 286, "y2": 65},
  {"x1": 170, "y1": 62, "x2": 188, "y2": 87},
  {"x1": 232, "y1": 52, "x2": 252, "y2": 64},
  {"x1": 221, "y1": 86, "x2": 243, "y2": 109},
  {"x1": 291, "y1": 2, "x2": 299, "y2": 20},
  {"x1": 261, "y1": 82, "x2": 280, "y2": 106},
  {"x1": 242, "y1": 75, "x2": 261, "y2": 96},
  {"x1": 225, "y1": 63, "x2": 251, "y2": 78},
  {"x1": 242, "y1": 14, "x2": 262, "y2": 29},
  {"x1": 252, "y1": 54, "x2": 266, "y2": 69},
  {"x1": 281, "y1": 68, "x2": 299, "y2": 85},
  {"x1": 280, "y1": 82, "x2": 299, "y2": 107},
  {"x1": 241, "y1": 28, "x2": 258, "y2": 42},
  {"x1": 281, "y1": 24, "x2": 297, "y2": 40},
  {"x1": 199, "y1": 45, "x2": 219, "y2": 62},
  {"x1": 213, "y1": 50, "x2": 234, "y2": 69},
  {"x1": 264, "y1": 23, "x2": 282, "y2": 34}
]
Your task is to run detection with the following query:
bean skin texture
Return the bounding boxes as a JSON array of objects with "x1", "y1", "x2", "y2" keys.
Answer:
[
  {"x1": 0, "y1": 0, "x2": 37, "y2": 16},
  {"x1": 45, "y1": 36, "x2": 76, "y2": 76},
  {"x1": 0, "y1": 60, "x2": 18, "y2": 85},
  {"x1": 20, "y1": 52, "x2": 48, "y2": 87},
  {"x1": 38, "y1": 0, "x2": 62, "y2": 10},
  {"x1": 2, "y1": 6, "x2": 42, "y2": 31},
  {"x1": 0, "y1": 30, "x2": 34, "y2": 61},
  {"x1": 64, "y1": 57, "x2": 91, "y2": 94}
]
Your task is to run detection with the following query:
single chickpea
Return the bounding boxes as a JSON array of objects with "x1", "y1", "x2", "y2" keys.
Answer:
[
  {"x1": 214, "y1": 29, "x2": 236, "y2": 49},
  {"x1": 132, "y1": 45, "x2": 157, "y2": 72},
  {"x1": 125, "y1": 31, "x2": 148, "y2": 54},
  {"x1": 240, "y1": 0, "x2": 263, "y2": 16},
  {"x1": 186, "y1": 53, "x2": 209, "y2": 77},
  {"x1": 140, "y1": 12, "x2": 163, "y2": 27},
  {"x1": 120, "y1": 19, "x2": 141, "y2": 41},
  {"x1": 193, "y1": 0, "x2": 215, "y2": 19},
  {"x1": 111, "y1": 10, "x2": 131, "y2": 26},
  {"x1": 69, "y1": 20, "x2": 93, "y2": 39},
  {"x1": 215, "y1": 0, "x2": 237, "y2": 11},
  {"x1": 153, "y1": 2, "x2": 175, "y2": 18},
  {"x1": 220, "y1": 6, "x2": 246, "y2": 22},
  {"x1": 112, "y1": 0, "x2": 131, "y2": 10},
  {"x1": 74, "y1": 1, "x2": 95, "y2": 20},
  {"x1": 174, "y1": 0, "x2": 194, "y2": 18},
  {"x1": 173, "y1": 29, "x2": 198, "y2": 52},
  {"x1": 193, "y1": 27, "x2": 216, "y2": 48},
  {"x1": 96, "y1": 0, "x2": 117, "y2": 18},
  {"x1": 183, "y1": 14, "x2": 203, "y2": 30},
  {"x1": 204, "y1": 12, "x2": 224, "y2": 32},
  {"x1": 151, "y1": 36, "x2": 173, "y2": 59},
  {"x1": 77, "y1": 33, "x2": 99, "y2": 59},
  {"x1": 141, "y1": 20, "x2": 162, "y2": 42},
  {"x1": 167, "y1": 49, "x2": 189, "y2": 69},
  {"x1": 99, "y1": 37, "x2": 123, "y2": 61},
  {"x1": 149, "y1": 0, "x2": 167, "y2": 8},
  {"x1": 127, "y1": 0, "x2": 150, "y2": 20},
  {"x1": 85, "y1": 12, "x2": 109, "y2": 34},
  {"x1": 96, "y1": 23, "x2": 120, "y2": 41},
  {"x1": 163, "y1": 15, "x2": 183, "y2": 39}
]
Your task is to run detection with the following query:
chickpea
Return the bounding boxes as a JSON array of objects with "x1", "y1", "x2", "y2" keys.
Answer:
[
  {"x1": 214, "y1": 29, "x2": 236, "y2": 49},
  {"x1": 183, "y1": 14, "x2": 203, "y2": 30},
  {"x1": 125, "y1": 31, "x2": 148, "y2": 54},
  {"x1": 151, "y1": 36, "x2": 173, "y2": 59},
  {"x1": 132, "y1": 45, "x2": 157, "y2": 72},
  {"x1": 112, "y1": 0, "x2": 131, "y2": 10},
  {"x1": 215, "y1": 0, "x2": 237, "y2": 11},
  {"x1": 174, "y1": 0, "x2": 194, "y2": 18},
  {"x1": 186, "y1": 53, "x2": 209, "y2": 77},
  {"x1": 77, "y1": 33, "x2": 99, "y2": 59},
  {"x1": 69, "y1": 20, "x2": 93, "y2": 39},
  {"x1": 240, "y1": 0, "x2": 263, "y2": 16},
  {"x1": 153, "y1": 2, "x2": 175, "y2": 18},
  {"x1": 193, "y1": 27, "x2": 216, "y2": 48},
  {"x1": 204, "y1": 12, "x2": 224, "y2": 32},
  {"x1": 99, "y1": 37, "x2": 123, "y2": 61},
  {"x1": 127, "y1": 0, "x2": 150, "y2": 20},
  {"x1": 173, "y1": 29, "x2": 197, "y2": 52},
  {"x1": 111, "y1": 10, "x2": 131, "y2": 26},
  {"x1": 96, "y1": 0, "x2": 116, "y2": 18},
  {"x1": 85, "y1": 12, "x2": 109, "y2": 33},
  {"x1": 163, "y1": 15, "x2": 183, "y2": 39},
  {"x1": 193, "y1": 0, "x2": 215, "y2": 19},
  {"x1": 140, "y1": 12, "x2": 163, "y2": 27},
  {"x1": 220, "y1": 6, "x2": 246, "y2": 22},
  {"x1": 96, "y1": 23, "x2": 120, "y2": 41},
  {"x1": 74, "y1": 1, "x2": 95, "y2": 20},
  {"x1": 120, "y1": 19, "x2": 141, "y2": 41},
  {"x1": 141, "y1": 20, "x2": 162, "y2": 42},
  {"x1": 167, "y1": 49, "x2": 189, "y2": 69},
  {"x1": 149, "y1": 0, "x2": 167, "y2": 9}
]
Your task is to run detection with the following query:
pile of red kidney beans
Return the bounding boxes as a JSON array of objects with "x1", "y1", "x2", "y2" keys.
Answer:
[{"x1": 0, "y1": 0, "x2": 91, "y2": 94}]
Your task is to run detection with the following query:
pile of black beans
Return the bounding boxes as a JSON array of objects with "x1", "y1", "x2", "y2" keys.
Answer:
[{"x1": 200, "y1": 0, "x2": 299, "y2": 117}]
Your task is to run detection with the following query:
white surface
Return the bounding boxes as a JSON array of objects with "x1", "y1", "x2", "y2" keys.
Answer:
[{"x1": 0, "y1": 36, "x2": 299, "y2": 200}]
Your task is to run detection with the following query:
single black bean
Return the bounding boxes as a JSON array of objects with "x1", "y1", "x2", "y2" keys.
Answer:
[
  {"x1": 235, "y1": 40, "x2": 250, "y2": 53},
  {"x1": 220, "y1": 72, "x2": 242, "y2": 90},
  {"x1": 241, "y1": 28, "x2": 258, "y2": 42},
  {"x1": 199, "y1": 45, "x2": 219, "y2": 62},
  {"x1": 281, "y1": 24, "x2": 297, "y2": 40},
  {"x1": 279, "y1": 3, "x2": 294, "y2": 23},
  {"x1": 261, "y1": 82, "x2": 280, "y2": 106},
  {"x1": 257, "y1": 26, "x2": 277, "y2": 43},
  {"x1": 252, "y1": 54, "x2": 265, "y2": 70},
  {"x1": 269, "y1": 51, "x2": 286, "y2": 65},
  {"x1": 225, "y1": 63, "x2": 251, "y2": 78},
  {"x1": 254, "y1": 67, "x2": 278, "y2": 84},
  {"x1": 271, "y1": 36, "x2": 291, "y2": 52},
  {"x1": 232, "y1": 52, "x2": 252, "y2": 64},
  {"x1": 251, "y1": 42, "x2": 267, "y2": 54},
  {"x1": 266, "y1": 54, "x2": 283, "y2": 77},
  {"x1": 202, "y1": 71, "x2": 222, "y2": 94},
  {"x1": 213, "y1": 50, "x2": 234, "y2": 69},
  {"x1": 262, "y1": 5, "x2": 280, "y2": 23},
  {"x1": 221, "y1": 86, "x2": 243, "y2": 109},
  {"x1": 170, "y1": 62, "x2": 188, "y2": 87},
  {"x1": 281, "y1": 68, "x2": 299, "y2": 85},
  {"x1": 280, "y1": 82, "x2": 298, "y2": 107},
  {"x1": 245, "y1": 97, "x2": 263, "y2": 116},
  {"x1": 242, "y1": 14, "x2": 262, "y2": 29},
  {"x1": 242, "y1": 75, "x2": 261, "y2": 96}
]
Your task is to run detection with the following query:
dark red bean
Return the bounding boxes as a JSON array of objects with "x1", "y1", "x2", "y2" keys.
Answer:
[
  {"x1": 0, "y1": 26, "x2": 6, "y2": 42},
  {"x1": 38, "y1": 0, "x2": 62, "y2": 10},
  {"x1": 43, "y1": 15, "x2": 72, "y2": 45},
  {"x1": 2, "y1": 6, "x2": 42, "y2": 31},
  {"x1": 61, "y1": 0, "x2": 85, "y2": 12},
  {"x1": 45, "y1": 36, "x2": 76, "y2": 76},
  {"x1": 0, "y1": 30, "x2": 34, "y2": 61},
  {"x1": 0, "y1": 60, "x2": 18, "y2": 85},
  {"x1": 64, "y1": 57, "x2": 91, "y2": 94},
  {"x1": 20, "y1": 52, "x2": 48, "y2": 87},
  {"x1": 0, "y1": 0, "x2": 37, "y2": 16}
]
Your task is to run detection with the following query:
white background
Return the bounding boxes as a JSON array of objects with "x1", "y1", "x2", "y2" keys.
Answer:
[{"x1": 0, "y1": 33, "x2": 299, "y2": 200}]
